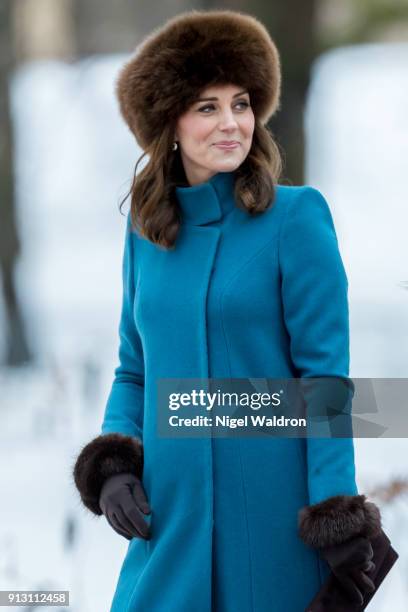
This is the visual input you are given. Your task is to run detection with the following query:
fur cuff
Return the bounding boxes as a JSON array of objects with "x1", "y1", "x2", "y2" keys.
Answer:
[
  {"x1": 298, "y1": 494, "x2": 382, "y2": 549},
  {"x1": 72, "y1": 433, "x2": 143, "y2": 516}
]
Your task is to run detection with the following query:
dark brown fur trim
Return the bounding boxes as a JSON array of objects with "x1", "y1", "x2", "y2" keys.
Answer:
[
  {"x1": 298, "y1": 494, "x2": 382, "y2": 549},
  {"x1": 72, "y1": 433, "x2": 143, "y2": 516},
  {"x1": 115, "y1": 9, "x2": 281, "y2": 150}
]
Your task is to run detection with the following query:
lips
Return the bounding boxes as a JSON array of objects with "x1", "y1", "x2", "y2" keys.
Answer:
[
  {"x1": 214, "y1": 142, "x2": 240, "y2": 149},
  {"x1": 215, "y1": 141, "x2": 239, "y2": 145}
]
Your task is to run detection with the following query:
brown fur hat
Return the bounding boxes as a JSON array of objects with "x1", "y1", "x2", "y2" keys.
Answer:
[{"x1": 115, "y1": 9, "x2": 281, "y2": 150}]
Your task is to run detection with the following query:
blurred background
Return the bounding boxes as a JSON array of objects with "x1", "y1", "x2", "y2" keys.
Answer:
[{"x1": 1, "y1": 0, "x2": 408, "y2": 610}]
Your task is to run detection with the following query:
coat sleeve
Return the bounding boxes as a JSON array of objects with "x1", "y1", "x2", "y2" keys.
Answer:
[
  {"x1": 100, "y1": 212, "x2": 145, "y2": 439},
  {"x1": 278, "y1": 187, "x2": 381, "y2": 548},
  {"x1": 71, "y1": 213, "x2": 145, "y2": 516}
]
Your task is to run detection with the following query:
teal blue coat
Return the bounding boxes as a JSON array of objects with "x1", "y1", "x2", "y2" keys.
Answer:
[{"x1": 101, "y1": 171, "x2": 358, "y2": 611}]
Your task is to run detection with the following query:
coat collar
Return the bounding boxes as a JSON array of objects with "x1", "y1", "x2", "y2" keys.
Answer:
[{"x1": 175, "y1": 171, "x2": 237, "y2": 225}]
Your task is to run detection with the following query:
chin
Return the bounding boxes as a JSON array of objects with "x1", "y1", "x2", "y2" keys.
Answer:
[{"x1": 215, "y1": 158, "x2": 243, "y2": 171}]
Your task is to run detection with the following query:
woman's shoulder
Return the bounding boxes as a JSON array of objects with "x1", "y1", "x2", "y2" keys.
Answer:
[
  {"x1": 273, "y1": 184, "x2": 339, "y2": 245},
  {"x1": 275, "y1": 183, "x2": 327, "y2": 204},
  {"x1": 274, "y1": 183, "x2": 334, "y2": 225}
]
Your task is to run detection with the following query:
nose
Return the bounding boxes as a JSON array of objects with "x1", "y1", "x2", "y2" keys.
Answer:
[{"x1": 218, "y1": 107, "x2": 239, "y2": 131}]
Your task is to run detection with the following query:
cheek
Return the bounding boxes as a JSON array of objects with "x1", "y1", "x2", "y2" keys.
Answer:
[
  {"x1": 241, "y1": 113, "x2": 255, "y2": 138},
  {"x1": 194, "y1": 123, "x2": 215, "y2": 145},
  {"x1": 179, "y1": 115, "x2": 213, "y2": 143}
]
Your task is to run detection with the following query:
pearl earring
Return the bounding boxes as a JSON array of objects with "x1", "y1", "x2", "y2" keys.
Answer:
[{"x1": 173, "y1": 141, "x2": 178, "y2": 151}]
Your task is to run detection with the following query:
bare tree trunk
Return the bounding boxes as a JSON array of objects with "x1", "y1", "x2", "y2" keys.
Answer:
[
  {"x1": 71, "y1": 0, "x2": 197, "y2": 56},
  {"x1": 12, "y1": 0, "x2": 75, "y2": 62},
  {"x1": 0, "y1": 1, "x2": 32, "y2": 366}
]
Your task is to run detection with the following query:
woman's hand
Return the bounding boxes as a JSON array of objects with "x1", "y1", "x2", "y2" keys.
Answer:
[
  {"x1": 319, "y1": 535, "x2": 376, "y2": 605},
  {"x1": 99, "y1": 472, "x2": 151, "y2": 541}
]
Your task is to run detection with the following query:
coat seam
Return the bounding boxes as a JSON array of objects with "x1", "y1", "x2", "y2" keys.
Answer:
[
  {"x1": 204, "y1": 229, "x2": 221, "y2": 612},
  {"x1": 236, "y1": 439, "x2": 255, "y2": 612},
  {"x1": 277, "y1": 187, "x2": 304, "y2": 273},
  {"x1": 219, "y1": 234, "x2": 281, "y2": 379}
]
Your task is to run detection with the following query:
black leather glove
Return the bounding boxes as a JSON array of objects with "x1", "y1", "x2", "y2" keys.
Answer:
[
  {"x1": 99, "y1": 472, "x2": 151, "y2": 541},
  {"x1": 319, "y1": 535, "x2": 376, "y2": 605},
  {"x1": 298, "y1": 494, "x2": 384, "y2": 610},
  {"x1": 305, "y1": 528, "x2": 399, "y2": 612}
]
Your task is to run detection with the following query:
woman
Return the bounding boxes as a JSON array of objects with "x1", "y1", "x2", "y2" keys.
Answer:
[{"x1": 72, "y1": 10, "x2": 383, "y2": 611}]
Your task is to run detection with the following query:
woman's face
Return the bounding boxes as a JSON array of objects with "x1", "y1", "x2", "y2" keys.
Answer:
[{"x1": 174, "y1": 83, "x2": 255, "y2": 186}]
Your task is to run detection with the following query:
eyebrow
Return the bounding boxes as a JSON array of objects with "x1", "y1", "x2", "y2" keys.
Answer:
[{"x1": 194, "y1": 90, "x2": 249, "y2": 102}]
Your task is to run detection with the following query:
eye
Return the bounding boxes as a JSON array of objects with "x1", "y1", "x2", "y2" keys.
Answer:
[
  {"x1": 236, "y1": 101, "x2": 250, "y2": 110},
  {"x1": 197, "y1": 100, "x2": 250, "y2": 113},
  {"x1": 197, "y1": 104, "x2": 214, "y2": 113}
]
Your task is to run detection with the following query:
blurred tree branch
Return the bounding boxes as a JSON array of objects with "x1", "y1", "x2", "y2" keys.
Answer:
[{"x1": 368, "y1": 476, "x2": 408, "y2": 505}]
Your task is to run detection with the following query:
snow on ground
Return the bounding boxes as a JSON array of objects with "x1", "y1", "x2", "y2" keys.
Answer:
[{"x1": 0, "y1": 46, "x2": 407, "y2": 610}]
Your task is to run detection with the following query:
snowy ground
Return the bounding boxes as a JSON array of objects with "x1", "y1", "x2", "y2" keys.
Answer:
[{"x1": 1, "y1": 46, "x2": 407, "y2": 610}]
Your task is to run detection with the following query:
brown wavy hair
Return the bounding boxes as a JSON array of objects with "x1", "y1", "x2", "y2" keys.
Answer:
[{"x1": 119, "y1": 117, "x2": 283, "y2": 250}]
